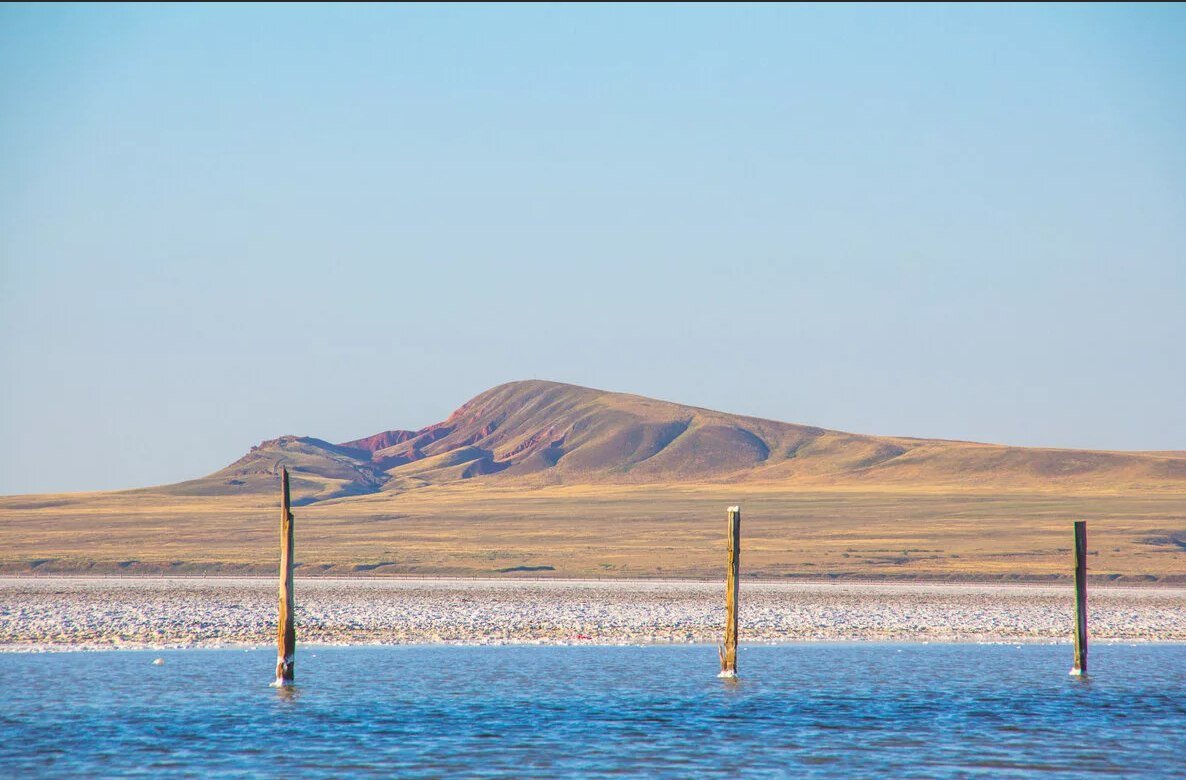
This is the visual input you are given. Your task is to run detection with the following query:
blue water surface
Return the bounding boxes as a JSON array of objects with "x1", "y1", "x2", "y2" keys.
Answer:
[{"x1": 1, "y1": 643, "x2": 1184, "y2": 778}]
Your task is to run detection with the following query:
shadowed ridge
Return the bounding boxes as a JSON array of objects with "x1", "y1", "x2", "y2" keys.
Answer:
[
  {"x1": 339, "y1": 429, "x2": 420, "y2": 454},
  {"x1": 163, "y1": 435, "x2": 387, "y2": 504}
]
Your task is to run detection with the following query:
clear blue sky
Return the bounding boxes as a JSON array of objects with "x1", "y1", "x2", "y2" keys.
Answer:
[{"x1": 2, "y1": 3, "x2": 1184, "y2": 494}]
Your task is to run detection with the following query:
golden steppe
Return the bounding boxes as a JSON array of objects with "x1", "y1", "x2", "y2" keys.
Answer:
[{"x1": 2, "y1": 481, "x2": 1184, "y2": 583}]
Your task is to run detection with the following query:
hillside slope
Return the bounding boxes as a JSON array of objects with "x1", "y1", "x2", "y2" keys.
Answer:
[{"x1": 163, "y1": 380, "x2": 1186, "y2": 503}]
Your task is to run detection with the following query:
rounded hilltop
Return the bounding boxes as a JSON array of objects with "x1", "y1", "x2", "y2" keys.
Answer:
[{"x1": 147, "y1": 379, "x2": 1186, "y2": 504}]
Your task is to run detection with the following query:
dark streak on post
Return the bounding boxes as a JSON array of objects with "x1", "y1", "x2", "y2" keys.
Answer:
[
  {"x1": 1071, "y1": 520, "x2": 1088, "y2": 676},
  {"x1": 718, "y1": 505, "x2": 741, "y2": 678},
  {"x1": 275, "y1": 467, "x2": 295, "y2": 685}
]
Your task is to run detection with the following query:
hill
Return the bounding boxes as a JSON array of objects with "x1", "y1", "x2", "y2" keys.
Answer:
[{"x1": 166, "y1": 380, "x2": 1186, "y2": 503}]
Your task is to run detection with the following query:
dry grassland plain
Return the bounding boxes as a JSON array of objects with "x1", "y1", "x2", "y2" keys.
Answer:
[{"x1": 2, "y1": 482, "x2": 1184, "y2": 583}]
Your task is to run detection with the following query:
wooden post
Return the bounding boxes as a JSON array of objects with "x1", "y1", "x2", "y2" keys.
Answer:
[
  {"x1": 1071, "y1": 520, "x2": 1088, "y2": 676},
  {"x1": 718, "y1": 505, "x2": 741, "y2": 678},
  {"x1": 274, "y1": 467, "x2": 295, "y2": 686}
]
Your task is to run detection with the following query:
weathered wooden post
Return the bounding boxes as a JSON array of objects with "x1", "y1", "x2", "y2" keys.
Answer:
[
  {"x1": 274, "y1": 467, "x2": 296, "y2": 686},
  {"x1": 1070, "y1": 520, "x2": 1088, "y2": 676},
  {"x1": 718, "y1": 505, "x2": 741, "y2": 678}
]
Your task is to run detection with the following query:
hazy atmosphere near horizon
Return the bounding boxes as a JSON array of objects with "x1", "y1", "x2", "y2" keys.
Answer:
[{"x1": 2, "y1": 3, "x2": 1185, "y2": 494}]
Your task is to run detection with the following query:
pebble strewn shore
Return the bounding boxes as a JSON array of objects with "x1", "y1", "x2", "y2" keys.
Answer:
[{"x1": 2, "y1": 577, "x2": 1184, "y2": 650}]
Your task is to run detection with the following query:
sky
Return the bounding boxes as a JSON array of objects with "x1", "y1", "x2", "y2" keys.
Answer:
[{"x1": 1, "y1": 3, "x2": 1184, "y2": 494}]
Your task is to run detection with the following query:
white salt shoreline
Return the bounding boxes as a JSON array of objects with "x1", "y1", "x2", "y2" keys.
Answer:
[{"x1": 2, "y1": 576, "x2": 1184, "y2": 651}]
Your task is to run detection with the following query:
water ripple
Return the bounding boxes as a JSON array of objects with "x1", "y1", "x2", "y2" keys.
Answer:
[{"x1": 1, "y1": 644, "x2": 1184, "y2": 777}]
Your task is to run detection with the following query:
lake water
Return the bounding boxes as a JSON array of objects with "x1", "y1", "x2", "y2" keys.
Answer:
[{"x1": 1, "y1": 644, "x2": 1184, "y2": 777}]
